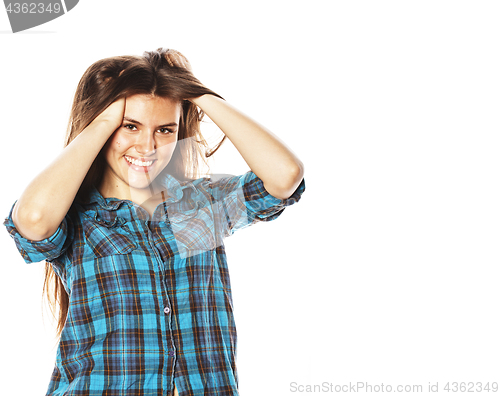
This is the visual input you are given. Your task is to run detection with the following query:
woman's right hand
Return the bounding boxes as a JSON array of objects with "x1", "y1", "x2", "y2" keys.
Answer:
[
  {"x1": 87, "y1": 97, "x2": 126, "y2": 135},
  {"x1": 12, "y1": 97, "x2": 127, "y2": 241}
]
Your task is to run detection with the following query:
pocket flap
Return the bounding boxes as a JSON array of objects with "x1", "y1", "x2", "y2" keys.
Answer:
[{"x1": 82, "y1": 213, "x2": 136, "y2": 258}]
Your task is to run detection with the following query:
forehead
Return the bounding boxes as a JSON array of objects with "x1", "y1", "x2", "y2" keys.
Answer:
[{"x1": 124, "y1": 94, "x2": 181, "y2": 121}]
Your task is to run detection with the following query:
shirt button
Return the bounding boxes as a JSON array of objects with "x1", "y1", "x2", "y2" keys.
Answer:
[
  {"x1": 164, "y1": 307, "x2": 170, "y2": 314},
  {"x1": 168, "y1": 351, "x2": 175, "y2": 357}
]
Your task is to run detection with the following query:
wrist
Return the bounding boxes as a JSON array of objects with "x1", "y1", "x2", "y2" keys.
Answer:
[
  {"x1": 190, "y1": 93, "x2": 225, "y2": 110},
  {"x1": 85, "y1": 119, "x2": 119, "y2": 139},
  {"x1": 190, "y1": 94, "x2": 209, "y2": 107}
]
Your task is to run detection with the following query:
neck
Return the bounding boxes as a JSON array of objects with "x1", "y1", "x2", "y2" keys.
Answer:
[{"x1": 98, "y1": 179, "x2": 165, "y2": 207}]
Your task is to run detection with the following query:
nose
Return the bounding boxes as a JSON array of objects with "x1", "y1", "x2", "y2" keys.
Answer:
[{"x1": 135, "y1": 132, "x2": 156, "y2": 156}]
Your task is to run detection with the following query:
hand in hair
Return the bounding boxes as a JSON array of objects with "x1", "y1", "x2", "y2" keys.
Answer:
[
  {"x1": 89, "y1": 98, "x2": 126, "y2": 132},
  {"x1": 190, "y1": 94, "x2": 305, "y2": 200},
  {"x1": 163, "y1": 49, "x2": 193, "y2": 72},
  {"x1": 12, "y1": 99, "x2": 126, "y2": 242}
]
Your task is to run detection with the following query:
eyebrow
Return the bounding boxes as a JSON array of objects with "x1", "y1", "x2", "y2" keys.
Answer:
[{"x1": 123, "y1": 117, "x2": 178, "y2": 128}]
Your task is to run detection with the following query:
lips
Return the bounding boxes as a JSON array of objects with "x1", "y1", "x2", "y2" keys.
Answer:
[
  {"x1": 123, "y1": 155, "x2": 158, "y2": 173},
  {"x1": 124, "y1": 155, "x2": 156, "y2": 167}
]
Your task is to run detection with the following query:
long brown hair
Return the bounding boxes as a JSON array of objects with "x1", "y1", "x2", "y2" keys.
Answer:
[{"x1": 43, "y1": 48, "x2": 226, "y2": 338}]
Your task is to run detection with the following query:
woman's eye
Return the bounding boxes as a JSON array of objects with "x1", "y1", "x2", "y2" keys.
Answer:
[
  {"x1": 124, "y1": 124, "x2": 137, "y2": 131},
  {"x1": 158, "y1": 128, "x2": 174, "y2": 134}
]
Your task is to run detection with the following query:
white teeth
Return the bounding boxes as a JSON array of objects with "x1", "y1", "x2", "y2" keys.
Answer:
[{"x1": 125, "y1": 156, "x2": 153, "y2": 167}]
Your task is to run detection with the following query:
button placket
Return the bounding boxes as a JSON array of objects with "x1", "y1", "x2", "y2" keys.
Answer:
[{"x1": 143, "y1": 221, "x2": 176, "y2": 393}]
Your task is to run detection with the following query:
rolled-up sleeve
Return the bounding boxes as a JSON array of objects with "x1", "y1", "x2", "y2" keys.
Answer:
[
  {"x1": 210, "y1": 171, "x2": 306, "y2": 237},
  {"x1": 3, "y1": 202, "x2": 73, "y2": 264}
]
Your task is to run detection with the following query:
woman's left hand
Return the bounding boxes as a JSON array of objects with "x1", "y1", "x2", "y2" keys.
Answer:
[
  {"x1": 190, "y1": 94, "x2": 304, "y2": 200},
  {"x1": 163, "y1": 49, "x2": 193, "y2": 72}
]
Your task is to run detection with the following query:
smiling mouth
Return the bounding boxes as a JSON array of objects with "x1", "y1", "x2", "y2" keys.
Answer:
[{"x1": 124, "y1": 155, "x2": 155, "y2": 167}]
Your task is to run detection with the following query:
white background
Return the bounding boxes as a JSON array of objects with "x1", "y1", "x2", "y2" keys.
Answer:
[{"x1": 1, "y1": 1, "x2": 500, "y2": 395}]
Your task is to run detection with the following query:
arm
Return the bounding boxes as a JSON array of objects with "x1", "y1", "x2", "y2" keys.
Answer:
[
  {"x1": 191, "y1": 94, "x2": 304, "y2": 200},
  {"x1": 12, "y1": 99, "x2": 125, "y2": 241}
]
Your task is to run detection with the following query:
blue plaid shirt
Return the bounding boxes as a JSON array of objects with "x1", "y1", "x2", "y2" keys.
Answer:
[{"x1": 4, "y1": 171, "x2": 305, "y2": 396}]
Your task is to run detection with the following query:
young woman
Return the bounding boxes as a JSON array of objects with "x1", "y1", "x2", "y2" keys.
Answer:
[{"x1": 4, "y1": 48, "x2": 305, "y2": 396}]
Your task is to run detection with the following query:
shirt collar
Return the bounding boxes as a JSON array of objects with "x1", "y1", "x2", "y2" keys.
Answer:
[{"x1": 80, "y1": 173, "x2": 196, "y2": 211}]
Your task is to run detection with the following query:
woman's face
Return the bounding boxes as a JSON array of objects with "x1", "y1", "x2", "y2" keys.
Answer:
[{"x1": 100, "y1": 94, "x2": 181, "y2": 200}]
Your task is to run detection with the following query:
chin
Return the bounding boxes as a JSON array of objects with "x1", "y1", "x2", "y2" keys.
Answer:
[{"x1": 126, "y1": 176, "x2": 157, "y2": 190}]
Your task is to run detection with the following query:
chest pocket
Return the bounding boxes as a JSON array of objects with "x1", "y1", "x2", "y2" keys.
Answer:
[
  {"x1": 167, "y1": 201, "x2": 220, "y2": 259},
  {"x1": 82, "y1": 212, "x2": 137, "y2": 258}
]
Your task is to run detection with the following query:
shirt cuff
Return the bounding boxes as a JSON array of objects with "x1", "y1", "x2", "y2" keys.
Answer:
[
  {"x1": 243, "y1": 171, "x2": 306, "y2": 221},
  {"x1": 3, "y1": 202, "x2": 69, "y2": 263}
]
